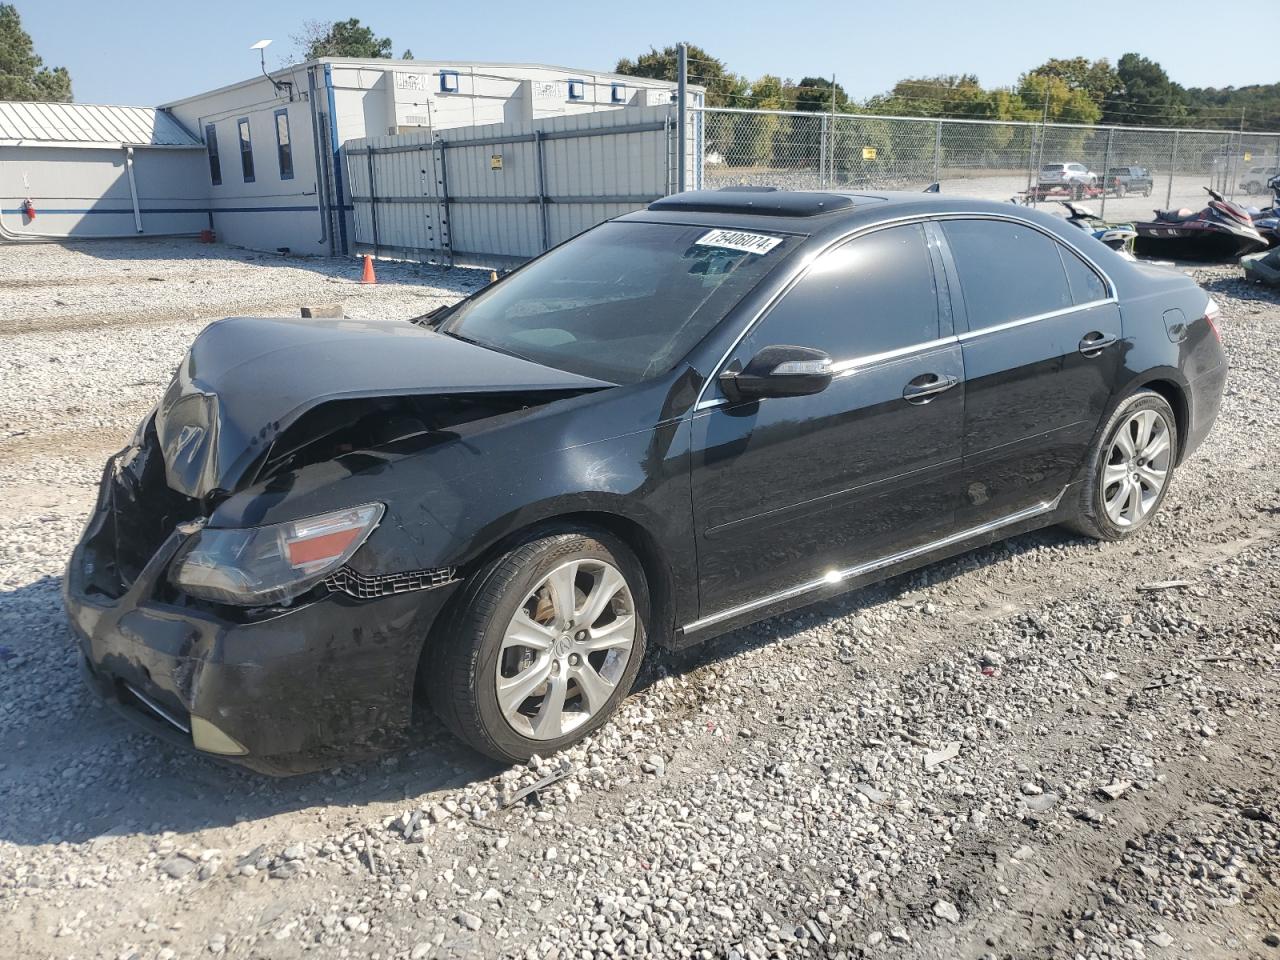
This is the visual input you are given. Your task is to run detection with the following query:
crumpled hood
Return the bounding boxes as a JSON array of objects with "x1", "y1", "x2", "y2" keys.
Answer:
[{"x1": 154, "y1": 315, "x2": 610, "y2": 499}]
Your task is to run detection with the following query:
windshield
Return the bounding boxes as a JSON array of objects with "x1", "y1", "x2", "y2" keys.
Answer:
[{"x1": 439, "y1": 221, "x2": 792, "y2": 383}]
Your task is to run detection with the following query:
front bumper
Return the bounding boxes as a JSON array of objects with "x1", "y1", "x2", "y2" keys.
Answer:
[{"x1": 64, "y1": 458, "x2": 461, "y2": 776}]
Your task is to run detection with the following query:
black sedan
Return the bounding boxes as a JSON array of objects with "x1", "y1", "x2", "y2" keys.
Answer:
[{"x1": 65, "y1": 189, "x2": 1227, "y2": 773}]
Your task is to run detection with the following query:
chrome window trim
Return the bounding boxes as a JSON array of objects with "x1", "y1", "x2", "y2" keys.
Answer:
[
  {"x1": 680, "y1": 487, "x2": 1066, "y2": 635},
  {"x1": 689, "y1": 208, "x2": 1116, "y2": 413},
  {"x1": 829, "y1": 335, "x2": 958, "y2": 377},
  {"x1": 955, "y1": 297, "x2": 1117, "y2": 342}
]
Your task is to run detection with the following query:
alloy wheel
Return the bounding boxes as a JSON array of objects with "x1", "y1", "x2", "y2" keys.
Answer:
[
  {"x1": 495, "y1": 558, "x2": 636, "y2": 740},
  {"x1": 1102, "y1": 408, "x2": 1172, "y2": 527}
]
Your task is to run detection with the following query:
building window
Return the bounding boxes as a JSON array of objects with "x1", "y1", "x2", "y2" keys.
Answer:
[
  {"x1": 439, "y1": 70, "x2": 459, "y2": 93},
  {"x1": 205, "y1": 123, "x2": 221, "y2": 186},
  {"x1": 274, "y1": 108, "x2": 294, "y2": 181},
  {"x1": 610, "y1": 83, "x2": 627, "y2": 104},
  {"x1": 567, "y1": 79, "x2": 585, "y2": 101},
  {"x1": 237, "y1": 117, "x2": 255, "y2": 183}
]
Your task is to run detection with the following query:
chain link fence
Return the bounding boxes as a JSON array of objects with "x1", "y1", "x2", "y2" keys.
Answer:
[{"x1": 697, "y1": 107, "x2": 1280, "y2": 222}]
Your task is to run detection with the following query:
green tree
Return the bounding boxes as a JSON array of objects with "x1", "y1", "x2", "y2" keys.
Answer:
[
  {"x1": 1023, "y1": 56, "x2": 1117, "y2": 106},
  {"x1": 1017, "y1": 73, "x2": 1102, "y2": 125},
  {"x1": 792, "y1": 76, "x2": 847, "y2": 112},
  {"x1": 865, "y1": 75, "x2": 1018, "y2": 121},
  {"x1": 1182, "y1": 82, "x2": 1280, "y2": 130},
  {"x1": 614, "y1": 44, "x2": 741, "y2": 107},
  {"x1": 725, "y1": 74, "x2": 787, "y2": 165},
  {"x1": 0, "y1": 3, "x2": 72, "y2": 101},
  {"x1": 296, "y1": 18, "x2": 394, "y2": 60},
  {"x1": 1103, "y1": 53, "x2": 1187, "y2": 126}
]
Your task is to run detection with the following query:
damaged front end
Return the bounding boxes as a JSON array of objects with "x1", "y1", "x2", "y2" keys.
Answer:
[
  {"x1": 65, "y1": 314, "x2": 610, "y2": 774},
  {"x1": 64, "y1": 416, "x2": 465, "y2": 774}
]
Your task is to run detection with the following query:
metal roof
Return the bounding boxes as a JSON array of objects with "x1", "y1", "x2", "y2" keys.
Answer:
[{"x1": 0, "y1": 101, "x2": 201, "y2": 148}]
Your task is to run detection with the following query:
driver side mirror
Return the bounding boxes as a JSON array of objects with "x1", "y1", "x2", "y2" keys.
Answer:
[{"x1": 719, "y1": 345, "x2": 834, "y2": 403}]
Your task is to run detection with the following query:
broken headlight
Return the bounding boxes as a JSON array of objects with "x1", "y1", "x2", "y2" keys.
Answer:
[{"x1": 168, "y1": 503, "x2": 384, "y2": 606}]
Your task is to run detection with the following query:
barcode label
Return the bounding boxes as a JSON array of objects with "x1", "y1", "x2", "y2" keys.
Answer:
[{"x1": 694, "y1": 229, "x2": 782, "y2": 255}]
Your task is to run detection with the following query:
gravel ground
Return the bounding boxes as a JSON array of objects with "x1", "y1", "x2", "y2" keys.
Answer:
[{"x1": 1, "y1": 239, "x2": 1278, "y2": 960}]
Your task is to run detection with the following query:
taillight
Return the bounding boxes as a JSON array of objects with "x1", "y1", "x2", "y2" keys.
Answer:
[{"x1": 1204, "y1": 297, "x2": 1222, "y2": 343}]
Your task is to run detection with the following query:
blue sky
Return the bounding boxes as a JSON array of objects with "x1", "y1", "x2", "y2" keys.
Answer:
[{"x1": 21, "y1": 0, "x2": 1271, "y2": 107}]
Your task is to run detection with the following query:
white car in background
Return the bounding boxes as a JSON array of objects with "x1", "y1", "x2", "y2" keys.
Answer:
[
  {"x1": 1038, "y1": 162, "x2": 1097, "y2": 189},
  {"x1": 1239, "y1": 166, "x2": 1280, "y2": 195}
]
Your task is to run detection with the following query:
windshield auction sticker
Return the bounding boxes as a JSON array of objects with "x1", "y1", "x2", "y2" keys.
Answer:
[{"x1": 694, "y1": 229, "x2": 783, "y2": 255}]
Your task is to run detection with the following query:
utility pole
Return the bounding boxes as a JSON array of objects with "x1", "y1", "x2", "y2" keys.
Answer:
[
  {"x1": 677, "y1": 42, "x2": 688, "y2": 193},
  {"x1": 1032, "y1": 91, "x2": 1049, "y2": 206},
  {"x1": 829, "y1": 74, "x2": 837, "y2": 187}
]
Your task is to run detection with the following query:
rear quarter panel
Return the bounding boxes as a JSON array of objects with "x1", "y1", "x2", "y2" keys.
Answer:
[{"x1": 1106, "y1": 261, "x2": 1224, "y2": 462}]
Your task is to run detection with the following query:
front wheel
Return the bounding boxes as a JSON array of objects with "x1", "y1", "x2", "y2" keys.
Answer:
[
  {"x1": 1066, "y1": 390, "x2": 1178, "y2": 541},
  {"x1": 427, "y1": 530, "x2": 648, "y2": 762}
]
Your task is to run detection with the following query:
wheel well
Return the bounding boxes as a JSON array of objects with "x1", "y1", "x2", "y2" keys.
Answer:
[
  {"x1": 456, "y1": 511, "x2": 677, "y2": 641},
  {"x1": 411, "y1": 510, "x2": 678, "y2": 713},
  {"x1": 1139, "y1": 379, "x2": 1189, "y2": 462}
]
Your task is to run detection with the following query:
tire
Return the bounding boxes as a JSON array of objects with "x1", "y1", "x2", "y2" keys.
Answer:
[
  {"x1": 427, "y1": 529, "x2": 649, "y2": 762},
  {"x1": 1066, "y1": 390, "x2": 1178, "y2": 542},
  {"x1": 1245, "y1": 181, "x2": 1261, "y2": 195}
]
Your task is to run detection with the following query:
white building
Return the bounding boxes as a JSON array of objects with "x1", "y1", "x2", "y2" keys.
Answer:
[
  {"x1": 0, "y1": 101, "x2": 208, "y2": 240},
  {"x1": 160, "y1": 58, "x2": 689, "y2": 256}
]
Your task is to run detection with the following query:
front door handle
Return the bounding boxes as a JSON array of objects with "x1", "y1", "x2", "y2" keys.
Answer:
[
  {"x1": 1078, "y1": 331, "x2": 1118, "y2": 357},
  {"x1": 903, "y1": 373, "x2": 959, "y2": 404}
]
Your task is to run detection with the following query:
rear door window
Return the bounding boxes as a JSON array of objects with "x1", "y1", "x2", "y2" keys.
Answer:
[
  {"x1": 1058, "y1": 245, "x2": 1108, "y2": 305},
  {"x1": 744, "y1": 223, "x2": 940, "y2": 360},
  {"x1": 939, "y1": 219, "x2": 1074, "y2": 330}
]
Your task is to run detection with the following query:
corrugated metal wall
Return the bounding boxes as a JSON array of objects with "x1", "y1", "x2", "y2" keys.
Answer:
[
  {"x1": 344, "y1": 104, "x2": 686, "y2": 268},
  {"x1": 0, "y1": 145, "x2": 210, "y2": 240}
]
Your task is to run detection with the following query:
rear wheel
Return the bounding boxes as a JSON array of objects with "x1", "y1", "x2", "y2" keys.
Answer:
[
  {"x1": 427, "y1": 530, "x2": 647, "y2": 762},
  {"x1": 1067, "y1": 390, "x2": 1178, "y2": 541}
]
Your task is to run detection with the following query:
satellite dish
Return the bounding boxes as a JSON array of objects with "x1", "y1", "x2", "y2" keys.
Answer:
[{"x1": 249, "y1": 39, "x2": 292, "y2": 99}]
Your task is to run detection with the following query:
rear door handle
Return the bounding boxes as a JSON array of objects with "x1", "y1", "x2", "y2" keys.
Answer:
[
  {"x1": 1078, "y1": 332, "x2": 1118, "y2": 356},
  {"x1": 903, "y1": 373, "x2": 959, "y2": 404}
]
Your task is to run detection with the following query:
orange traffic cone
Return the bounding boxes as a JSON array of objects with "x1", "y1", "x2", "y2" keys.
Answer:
[{"x1": 360, "y1": 254, "x2": 376, "y2": 285}]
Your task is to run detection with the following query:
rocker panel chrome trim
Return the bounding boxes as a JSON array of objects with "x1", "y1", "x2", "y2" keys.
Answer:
[{"x1": 680, "y1": 488, "x2": 1066, "y2": 635}]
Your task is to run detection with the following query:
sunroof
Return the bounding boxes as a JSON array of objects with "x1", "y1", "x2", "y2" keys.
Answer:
[{"x1": 648, "y1": 190, "x2": 876, "y2": 217}]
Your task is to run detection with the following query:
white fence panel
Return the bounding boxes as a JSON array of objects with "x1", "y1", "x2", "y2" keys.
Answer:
[{"x1": 345, "y1": 104, "x2": 686, "y2": 268}]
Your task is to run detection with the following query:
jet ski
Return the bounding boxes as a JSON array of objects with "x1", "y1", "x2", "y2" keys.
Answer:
[
  {"x1": 1134, "y1": 187, "x2": 1267, "y2": 261},
  {"x1": 1060, "y1": 201, "x2": 1137, "y2": 257},
  {"x1": 1244, "y1": 174, "x2": 1280, "y2": 248}
]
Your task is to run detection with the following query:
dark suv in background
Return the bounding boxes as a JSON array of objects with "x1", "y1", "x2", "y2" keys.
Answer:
[
  {"x1": 65, "y1": 188, "x2": 1227, "y2": 773},
  {"x1": 1105, "y1": 166, "x2": 1154, "y2": 197}
]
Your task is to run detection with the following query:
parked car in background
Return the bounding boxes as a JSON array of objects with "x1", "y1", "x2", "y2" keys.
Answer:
[
  {"x1": 1039, "y1": 162, "x2": 1097, "y2": 189},
  {"x1": 1104, "y1": 166, "x2": 1154, "y2": 198},
  {"x1": 1240, "y1": 165, "x2": 1280, "y2": 195},
  {"x1": 65, "y1": 188, "x2": 1227, "y2": 774}
]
